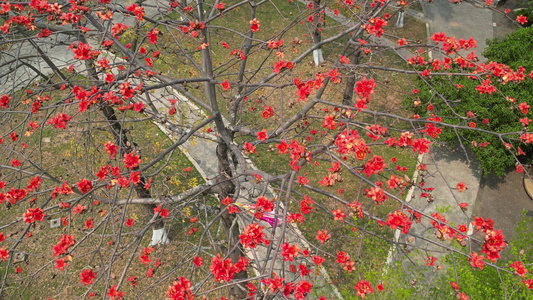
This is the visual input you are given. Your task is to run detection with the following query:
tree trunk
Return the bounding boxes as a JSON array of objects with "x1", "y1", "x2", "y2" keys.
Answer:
[
  {"x1": 101, "y1": 105, "x2": 168, "y2": 245},
  {"x1": 216, "y1": 142, "x2": 248, "y2": 299},
  {"x1": 342, "y1": 46, "x2": 362, "y2": 106},
  {"x1": 312, "y1": 0, "x2": 324, "y2": 66},
  {"x1": 198, "y1": 0, "x2": 248, "y2": 292}
]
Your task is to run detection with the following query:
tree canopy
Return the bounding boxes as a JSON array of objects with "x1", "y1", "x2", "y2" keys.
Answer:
[{"x1": 0, "y1": 0, "x2": 532, "y2": 299}]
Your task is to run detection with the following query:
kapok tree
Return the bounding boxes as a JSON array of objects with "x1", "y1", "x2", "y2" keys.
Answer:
[{"x1": 0, "y1": 0, "x2": 532, "y2": 299}]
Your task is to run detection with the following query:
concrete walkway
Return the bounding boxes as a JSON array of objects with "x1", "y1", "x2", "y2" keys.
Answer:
[
  {"x1": 474, "y1": 168, "x2": 533, "y2": 242},
  {"x1": 395, "y1": 147, "x2": 482, "y2": 263},
  {"x1": 424, "y1": 0, "x2": 518, "y2": 61}
]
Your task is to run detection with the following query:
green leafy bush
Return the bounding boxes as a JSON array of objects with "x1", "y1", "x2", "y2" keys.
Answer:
[{"x1": 407, "y1": 27, "x2": 533, "y2": 175}]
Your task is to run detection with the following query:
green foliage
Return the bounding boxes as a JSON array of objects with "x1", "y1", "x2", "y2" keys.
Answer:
[
  {"x1": 436, "y1": 212, "x2": 533, "y2": 299},
  {"x1": 378, "y1": 213, "x2": 533, "y2": 299},
  {"x1": 484, "y1": 27, "x2": 533, "y2": 68},
  {"x1": 408, "y1": 27, "x2": 533, "y2": 175}
]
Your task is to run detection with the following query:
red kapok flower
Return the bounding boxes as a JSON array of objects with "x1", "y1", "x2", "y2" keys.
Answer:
[
  {"x1": 47, "y1": 113, "x2": 72, "y2": 129},
  {"x1": 22, "y1": 207, "x2": 44, "y2": 224},
  {"x1": 0, "y1": 247, "x2": 9, "y2": 261},
  {"x1": 209, "y1": 253, "x2": 236, "y2": 282},
  {"x1": 469, "y1": 252, "x2": 485, "y2": 270},
  {"x1": 249, "y1": 18, "x2": 260, "y2": 32},
  {"x1": 167, "y1": 277, "x2": 195, "y2": 300},
  {"x1": 354, "y1": 280, "x2": 374, "y2": 298},
  {"x1": 53, "y1": 234, "x2": 75, "y2": 257},
  {"x1": 510, "y1": 261, "x2": 528, "y2": 278},
  {"x1": 125, "y1": 218, "x2": 134, "y2": 227},
  {"x1": 107, "y1": 285, "x2": 125, "y2": 300},
  {"x1": 256, "y1": 129, "x2": 269, "y2": 142},
  {"x1": 240, "y1": 223, "x2": 268, "y2": 249},
  {"x1": 220, "y1": 80, "x2": 231, "y2": 91},
  {"x1": 517, "y1": 15, "x2": 528, "y2": 25},
  {"x1": 123, "y1": 152, "x2": 141, "y2": 169},
  {"x1": 456, "y1": 181, "x2": 467, "y2": 192},
  {"x1": 281, "y1": 243, "x2": 300, "y2": 262},
  {"x1": 315, "y1": 230, "x2": 331, "y2": 244},
  {"x1": 79, "y1": 269, "x2": 96, "y2": 286},
  {"x1": 77, "y1": 178, "x2": 93, "y2": 194}
]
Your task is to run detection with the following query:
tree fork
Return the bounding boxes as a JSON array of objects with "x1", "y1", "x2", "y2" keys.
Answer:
[{"x1": 100, "y1": 104, "x2": 165, "y2": 232}]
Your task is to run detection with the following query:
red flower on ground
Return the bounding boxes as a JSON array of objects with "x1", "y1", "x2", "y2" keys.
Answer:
[
  {"x1": 456, "y1": 181, "x2": 467, "y2": 192},
  {"x1": 517, "y1": 15, "x2": 528, "y2": 25}
]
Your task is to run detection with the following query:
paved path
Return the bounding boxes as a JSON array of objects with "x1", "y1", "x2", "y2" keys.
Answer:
[
  {"x1": 424, "y1": 0, "x2": 518, "y2": 61},
  {"x1": 394, "y1": 147, "x2": 482, "y2": 263},
  {"x1": 474, "y1": 168, "x2": 533, "y2": 242}
]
